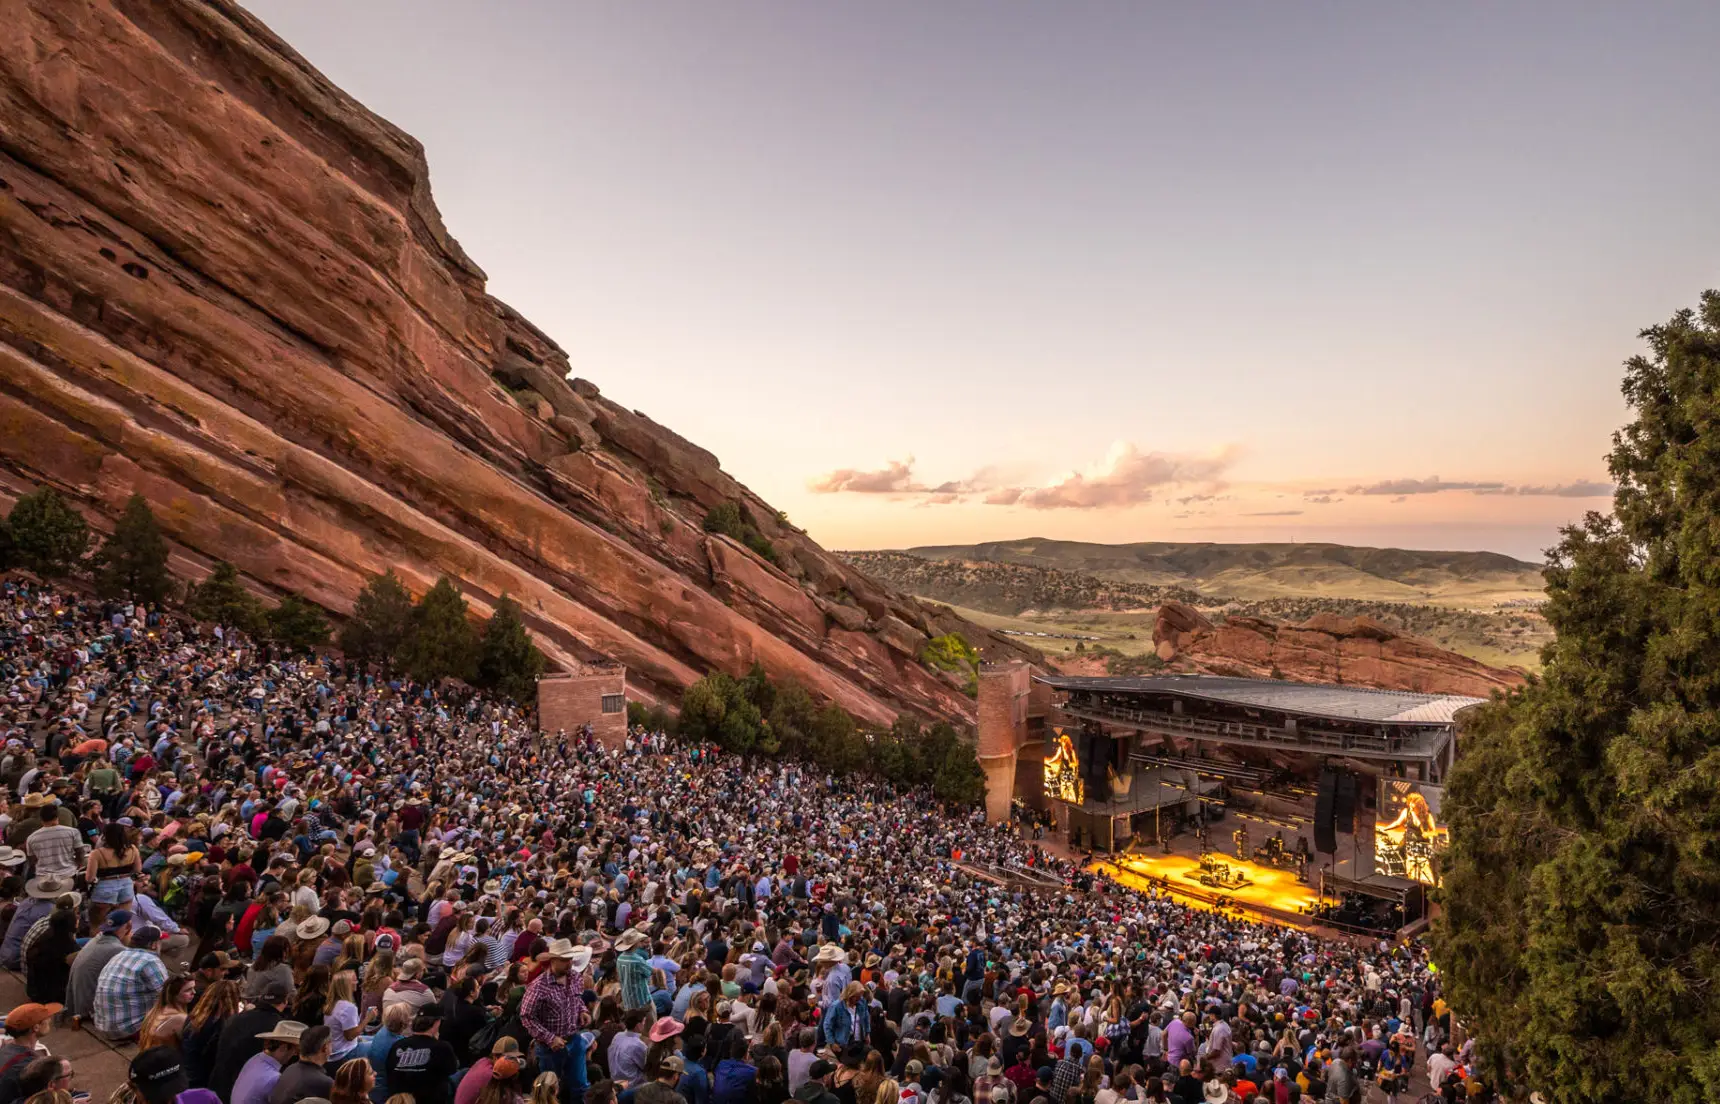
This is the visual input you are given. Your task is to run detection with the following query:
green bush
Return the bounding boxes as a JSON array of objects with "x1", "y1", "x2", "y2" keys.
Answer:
[
  {"x1": 675, "y1": 664, "x2": 987, "y2": 806},
  {"x1": 921, "y1": 632, "x2": 981, "y2": 696},
  {"x1": 702, "y1": 502, "x2": 781, "y2": 566}
]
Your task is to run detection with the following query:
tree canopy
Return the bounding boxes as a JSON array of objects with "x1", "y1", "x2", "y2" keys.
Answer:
[
  {"x1": 399, "y1": 575, "x2": 478, "y2": 684},
  {"x1": 186, "y1": 561, "x2": 267, "y2": 636},
  {"x1": 474, "y1": 594, "x2": 546, "y2": 703},
  {"x1": 1432, "y1": 292, "x2": 1720, "y2": 1103},
  {"x1": 338, "y1": 570, "x2": 415, "y2": 672},
  {"x1": 267, "y1": 595, "x2": 331, "y2": 653},
  {"x1": 91, "y1": 493, "x2": 173, "y2": 605},
  {"x1": 7, "y1": 488, "x2": 89, "y2": 578},
  {"x1": 674, "y1": 663, "x2": 987, "y2": 805}
]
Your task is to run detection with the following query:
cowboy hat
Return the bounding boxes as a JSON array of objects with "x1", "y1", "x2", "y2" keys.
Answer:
[
  {"x1": 814, "y1": 944, "x2": 845, "y2": 964},
  {"x1": 649, "y1": 1018, "x2": 685, "y2": 1043},
  {"x1": 614, "y1": 929, "x2": 649, "y2": 952},
  {"x1": 20, "y1": 794, "x2": 53, "y2": 809},
  {"x1": 0, "y1": 847, "x2": 25, "y2": 868},
  {"x1": 25, "y1": 875, "x2": 78, "y2": 903},
  {"x1": 256, "y1": 1021, "x2": 309, "y2": 1044},
  {"x1": 1009, "y1": 1017, "x2": 1031, "y2": 1037},
  {"x1": 296, "y1": 917, "x2": 330, "y2": 941},
  {"x1": 1202, "y1": 1083, "x2": 1228, "y2": 1104}
]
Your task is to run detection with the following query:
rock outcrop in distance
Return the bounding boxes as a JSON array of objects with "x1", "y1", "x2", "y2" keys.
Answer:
[
  {"x1": 1151, "y1": 603, "x2": 1525, "y2": 698},
  {"x1": 0, "y1": 0, "x2": 1037, "y2": 724}
]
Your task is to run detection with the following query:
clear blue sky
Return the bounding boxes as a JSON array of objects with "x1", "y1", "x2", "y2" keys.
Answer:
[{"x1": 245, "y1": 1, "x2": 1720, "y2": 561}]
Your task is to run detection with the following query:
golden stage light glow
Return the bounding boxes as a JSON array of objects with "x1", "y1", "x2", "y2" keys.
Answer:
[{"x1": 1097, "y1": 851, "x2": 1334, "y2": 926}]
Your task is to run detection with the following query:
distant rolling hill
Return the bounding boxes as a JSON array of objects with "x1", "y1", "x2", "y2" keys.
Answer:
[
  {"x1": 899, "y1": 539, "x2": 1546, "y2": 606},
  {"x1": 841, "y1": 540, "x2": 1552, "y2": 671}
]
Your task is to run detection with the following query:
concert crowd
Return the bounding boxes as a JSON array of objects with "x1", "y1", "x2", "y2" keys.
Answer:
[{"x1": 0, "y1": 576, "x2": 1488, "y2": 1104}]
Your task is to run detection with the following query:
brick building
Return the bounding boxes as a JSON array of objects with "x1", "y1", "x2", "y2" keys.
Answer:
[{"x1": 538, "y1": 662, "x2": 628, "y2": 749}]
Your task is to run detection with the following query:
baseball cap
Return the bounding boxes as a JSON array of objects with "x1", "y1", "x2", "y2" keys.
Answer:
[
  {"x1": 130, "y1": 1047, "x2": 189, "y2": 1104},
  {"x1": 131, "y1": 924, "x2": 163, "y2": 946},
  {"x1": 4, "y1": 1003, "x2": 62, "y2": 1033},
  {"x1": 102, "y1": 909, "x2": 134, "y2": 932}
]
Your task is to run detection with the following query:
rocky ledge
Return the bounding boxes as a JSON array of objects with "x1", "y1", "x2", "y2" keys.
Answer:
[
  {"x1": 0, "y1": 0, "x2": 1036, "y2": 723},
  {"x1": 1152, "y1": 603, "x2": 1525, "y2": 698}
]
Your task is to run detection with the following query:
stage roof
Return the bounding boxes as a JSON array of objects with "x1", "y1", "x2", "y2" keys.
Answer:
[{"x1": 1035, "y1": 674, "x2": 1484, "y2": 726}]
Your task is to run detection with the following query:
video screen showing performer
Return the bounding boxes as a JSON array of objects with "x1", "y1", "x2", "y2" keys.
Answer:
[
  {"x1": 1044, "y1": 731, "x2": 1083, "y2": 804},
  {"x1": 1374, "y1": 779, "x2": 1449, "y2": 886}
]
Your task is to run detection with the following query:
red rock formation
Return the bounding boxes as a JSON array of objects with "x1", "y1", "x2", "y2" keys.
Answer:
[
  {"x1": 0, "y1": 0, "x2": 1037, "y2": 724},
  {"x1": 1150, "y1": 603, "x2": 1524, "y2": 698}
]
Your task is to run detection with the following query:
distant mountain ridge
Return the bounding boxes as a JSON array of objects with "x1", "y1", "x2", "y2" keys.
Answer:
[{"x1": 898, "y1": 539, "x2": 1545, "y2": 605}]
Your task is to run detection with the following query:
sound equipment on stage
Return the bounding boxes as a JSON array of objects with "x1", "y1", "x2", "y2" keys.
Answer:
[
  {"x1": 1334, "y1": 772, "x2": 1357, "y2": 832},
  {"x1": 1314, "y1": 768, "x2": 1337, "y2": 854}
]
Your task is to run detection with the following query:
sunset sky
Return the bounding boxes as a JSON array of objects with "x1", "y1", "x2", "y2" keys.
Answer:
[{"x1": 247, "y1": 1, "x2": 1720, "y2": 563}]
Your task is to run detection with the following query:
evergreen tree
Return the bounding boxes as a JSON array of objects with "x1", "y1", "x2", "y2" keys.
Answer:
[
  {"x1": 1433, "y1": 292, "x2": 1720, "y2": 1102},
  {"x1": 186, "y1": 561, "x2": 267, "y2": 635},
  {"x1": 91, "y1": 494, "x2": 173, "y2": 604},
  {"x1": 338, "y1": 569, "x2": 415, "y2": 672},
  {"x1": 399, "y1": 575, "x2": 478, "y2": 684},
  {"x1": 7, "y1": 488, "x2": 89, "y2": 578},
  {"x1": 475, "y1": 595, "x2": 546, "y2": 703},
  {"x1": 0, "y1": 515, "x2": 13, "y2": 572},
  {"x1": 267, "y1": 596, "x2": 331, "y2": 653}
]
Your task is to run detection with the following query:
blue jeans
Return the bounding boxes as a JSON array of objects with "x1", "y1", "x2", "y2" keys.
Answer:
[{"x1": 535, "y1": 1039, "x2": 587, "y2": 1104}]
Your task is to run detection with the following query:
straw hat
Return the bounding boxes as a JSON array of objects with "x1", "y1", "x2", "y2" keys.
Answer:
[
  {"x1": 256, "y1": 1021, "x2": 309, "y2": 1044},
  {"x1": 296, "y1": 917, "x2": 330, "y2": 941},
  {"x1": 1202, "y1": 1083, "x2": 1228, "y2": 1104},
  {"x1": 614, "y1": 929, "x2": 649, "y2": 952},
  {"x1": 814, "y1": 944, "x2": 845, "y2": 964},
  {"x1": 25, "y1": 875, "x2": 79, "y2": 903},
  {"x1": 21, "y1": 794, "x2": 53, "y2": 809}
]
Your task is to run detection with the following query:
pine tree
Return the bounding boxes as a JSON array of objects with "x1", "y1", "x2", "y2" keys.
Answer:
[
  {"x1": 267, "y1": 596, "x2": 331, "y2": 653},
  {"x1": 1432, "y1": 292, "x2": 1720, "y2": 1102},
  {"x1": 338, "y1": 570, "x2": 415, "y2": 672},
  {"x1": 186, "y1": 561, "x2": 267, "y2": 635},
  {"x1": 399, "y1": 575, "x2": 478, "y2": 684},
  {"x1": 6, "y1": 488, "x2": 89, "y2": 577},
  {"x1": 91, "y1": 494, "x2": 173, "y2": 604},
  {"x1": 474, "y1": 595, "x2": 546, "y2": 702}
]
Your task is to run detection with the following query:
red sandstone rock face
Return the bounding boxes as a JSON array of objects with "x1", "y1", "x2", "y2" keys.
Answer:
[
  {"x1": 0, "y1": 0, "x2": 1037, "y2": 724},
  {"x1": 1150, "y1": 605, "x2": 1525, "y2": 698}
]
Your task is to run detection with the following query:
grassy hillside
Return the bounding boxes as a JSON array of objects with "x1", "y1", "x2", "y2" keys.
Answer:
[{"x1": 843, "y1": 541, "x2": 1551, "y2": 671}]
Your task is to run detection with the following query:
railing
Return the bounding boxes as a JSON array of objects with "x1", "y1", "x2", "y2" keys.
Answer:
[{"x1": 1062, "y1": 699, "x2": 1447, "y2": 759}]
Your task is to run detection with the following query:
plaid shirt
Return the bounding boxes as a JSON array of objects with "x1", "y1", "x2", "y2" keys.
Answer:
[
  {"x1": 1049, "y1": 1055, "x2": 1083, "y2": 1104},
  {"x1": 521, "y1": 968, "x2": 586, "y2": 1047},
  {"x1": 92, "y1": 949, "x2": 167, "y2": 1036}
]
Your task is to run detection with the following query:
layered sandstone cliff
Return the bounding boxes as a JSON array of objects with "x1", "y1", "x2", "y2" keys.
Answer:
[
  {"x1": 0, "y1": 0, "x2": 1036, "y2": 723},
  {"x1": 1151, "y1": 603, "x2": 1524, "y2": 698}
]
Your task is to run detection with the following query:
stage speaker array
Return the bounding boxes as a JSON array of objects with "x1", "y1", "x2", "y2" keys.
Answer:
[
  {"x1": 1334, "y1": 772, "x2": 1357, "y2": 832},
  {"x1": 1314, "y1": 767, "x2": 1338, "y2": 854},
  {"x1": 1081, "y1": 732, "x2": 1112, "y2": 802}
]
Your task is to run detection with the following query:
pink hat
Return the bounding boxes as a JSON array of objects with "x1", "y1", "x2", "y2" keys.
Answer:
[{"x1": 649, "y1": 1018, "x2": 685, "y2": 1043}]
